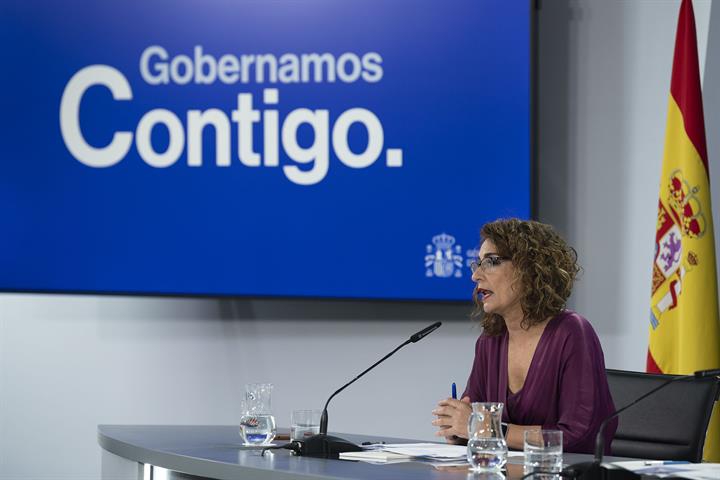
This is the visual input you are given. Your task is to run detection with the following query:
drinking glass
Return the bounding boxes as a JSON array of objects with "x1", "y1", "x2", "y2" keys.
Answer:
[
  {"x1": 290, "y1": 410, "x2": 321, "y2": 441},
  {"x1": 467, "y1": 402, "x2": 508, "y2": 472},
  {"x1": 523, "y1": 429, "x2": 563, "y2": 478},
  {"x1": 239, "y1": 383, "x2": 276, "y2": 445}
]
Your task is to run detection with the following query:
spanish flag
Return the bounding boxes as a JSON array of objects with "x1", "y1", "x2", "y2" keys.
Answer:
[{"x1": 648, "y1": 0, "x2": 720, "y2": 461}]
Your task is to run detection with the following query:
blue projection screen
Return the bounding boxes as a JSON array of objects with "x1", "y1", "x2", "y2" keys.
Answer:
[{"x1": 0, "y1": 0, "x2": 532, "y2": 301}]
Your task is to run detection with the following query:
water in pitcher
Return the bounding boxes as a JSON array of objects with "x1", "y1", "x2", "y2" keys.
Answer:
[{"x1": 239, "y1": 413, "x2": 277, "y2": 445}]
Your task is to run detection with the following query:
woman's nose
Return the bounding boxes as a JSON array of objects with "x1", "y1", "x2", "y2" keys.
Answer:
[{"x1": 471, "y1": 269, "x2": 483, "y2": 282}]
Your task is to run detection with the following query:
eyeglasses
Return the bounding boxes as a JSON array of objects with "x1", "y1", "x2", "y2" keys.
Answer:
[{"x1": 470, "y1": 255, "x2": 510, "y2": 273}]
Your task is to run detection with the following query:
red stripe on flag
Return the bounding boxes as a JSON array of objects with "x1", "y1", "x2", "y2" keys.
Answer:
[
  {"x1": 669, "y1": 0, "x2": 709, "y2": 173},
  {"x1": 646, "y1": 350, "x2": 663, "y2": 374}
]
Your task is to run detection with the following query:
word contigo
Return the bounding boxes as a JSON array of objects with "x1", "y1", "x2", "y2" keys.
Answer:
[
  {"x1": 140, "y1": 45, "x2": 384, "y2": 85},
  {"x1": 59, "y1": 65, "x2": 403, "y2": 186}
]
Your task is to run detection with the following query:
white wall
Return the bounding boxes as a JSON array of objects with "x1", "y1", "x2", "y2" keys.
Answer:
[{"x1": 0, "y1": 1, "x2": 716, "y2": 479}]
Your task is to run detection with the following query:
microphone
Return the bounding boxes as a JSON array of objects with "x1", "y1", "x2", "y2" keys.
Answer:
[
  {"x1": 296, "y1": 322, "x2": 442, "y2": 459},
  {"x1": 409, "y1": 321, "x2": 442, "y2": 343},
  {"x1": 564, "y1": 368, "x2": 719, "y2": 479}
]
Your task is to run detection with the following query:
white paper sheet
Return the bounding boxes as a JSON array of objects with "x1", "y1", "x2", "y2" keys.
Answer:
[{"x1": 380, "y1": 443, "x2": 467, "y2": 459}]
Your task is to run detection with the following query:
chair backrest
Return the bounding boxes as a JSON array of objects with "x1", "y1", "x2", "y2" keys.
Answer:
[{"x1": 606, "y1": 369, "x2": 719, "y2": 462}]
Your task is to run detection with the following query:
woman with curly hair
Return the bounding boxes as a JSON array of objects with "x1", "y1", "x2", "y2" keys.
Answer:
[{"x1": 432, "y1": 218, "x2": 617, "y2": 454}]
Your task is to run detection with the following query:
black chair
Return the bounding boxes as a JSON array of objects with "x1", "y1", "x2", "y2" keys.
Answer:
[{"x1": 606, "y1": 368, "x2": 720, "y2": 462}]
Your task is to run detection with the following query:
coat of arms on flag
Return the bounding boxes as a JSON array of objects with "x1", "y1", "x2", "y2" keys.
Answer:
[{"x1": 650, "y1": 169, "x2": 706, "y2": 329}]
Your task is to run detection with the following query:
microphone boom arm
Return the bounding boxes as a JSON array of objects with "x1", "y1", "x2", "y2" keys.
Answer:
[
  {"x1": 320, "y1": 339, "x2": 411, "y2": 434},
  {"x1": 297, "y1": 321, "x2": 441, "y2": 459}
]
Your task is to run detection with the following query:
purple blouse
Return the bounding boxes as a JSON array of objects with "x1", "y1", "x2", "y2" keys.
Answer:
[{"x1": 463, "y1": 310, "x2": 617, "y2": 454}]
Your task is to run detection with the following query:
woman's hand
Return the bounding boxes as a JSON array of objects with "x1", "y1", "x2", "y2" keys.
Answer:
[{"x1": 431, "y1": 396, "x2": 472, "y2": 442}]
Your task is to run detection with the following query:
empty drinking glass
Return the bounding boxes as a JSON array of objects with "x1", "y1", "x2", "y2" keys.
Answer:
[
  {"x1": 239, "y1": 383, "x2": 276, "y2": 445},
  {"x1": 523, "y1": 429, "x2": 563, "y2": 478},
  {"x1": 290, "y1": 410, "x2": 321, "y2": 441}
]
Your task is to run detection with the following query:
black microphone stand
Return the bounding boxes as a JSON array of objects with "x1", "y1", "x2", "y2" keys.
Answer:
[{"x1": 295, "y1": 322, "x2": 442, "y2": 458}]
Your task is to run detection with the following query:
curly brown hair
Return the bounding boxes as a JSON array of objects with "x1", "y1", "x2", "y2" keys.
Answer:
[{"x1": 473, "y1": 218, "x2": 580, "y2": 335}]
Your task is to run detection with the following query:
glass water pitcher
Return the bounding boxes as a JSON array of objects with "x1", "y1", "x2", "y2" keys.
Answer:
[
  {"x1": 239, "y1": 383, "x2": 277, "y2": 445},
  {"x1": 467, "y1": 402, "x2": 508, "y2": 472}
]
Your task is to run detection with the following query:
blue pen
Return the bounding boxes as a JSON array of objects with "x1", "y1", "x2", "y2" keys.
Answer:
[{"x1": 449, "y1": 383, "x2": 459, "y2": 440}]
